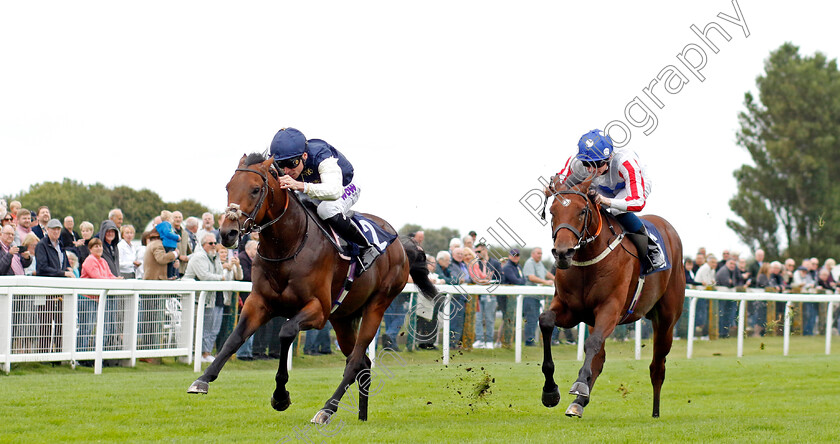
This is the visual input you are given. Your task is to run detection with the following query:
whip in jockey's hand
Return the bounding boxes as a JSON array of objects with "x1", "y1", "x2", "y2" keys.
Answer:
[
  {"x1": 554, "y1": 128, "x2": 666, "y2": 270},
  {"x1": 270, "y1": 127, "x2": 380, "y2": 272}
]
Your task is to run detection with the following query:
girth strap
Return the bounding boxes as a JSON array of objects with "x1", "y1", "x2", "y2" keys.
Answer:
[
  {"x1": 331, "y1": 262, "x2": 358, "y2": 313},
  {"x1": 619, "y1": 275, "x2": 646, "y2": 324}
]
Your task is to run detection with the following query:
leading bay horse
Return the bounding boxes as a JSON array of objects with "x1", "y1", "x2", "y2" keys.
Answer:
[
  {"x1": 188, "y1": 153, "x2": 437, "y2": 424},
  {"x1": 539, "y1": 175, "x2": 685, "y2": 418}
]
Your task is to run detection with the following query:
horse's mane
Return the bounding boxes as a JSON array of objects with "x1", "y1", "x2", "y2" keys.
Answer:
[{"x1": 244, "y1": 152, "x2": 268, "y2": 166}]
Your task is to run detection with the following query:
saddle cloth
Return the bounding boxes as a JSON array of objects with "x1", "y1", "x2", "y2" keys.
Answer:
[{"x1": 296, "y1": 192, "x2": 397, "y2": 261}]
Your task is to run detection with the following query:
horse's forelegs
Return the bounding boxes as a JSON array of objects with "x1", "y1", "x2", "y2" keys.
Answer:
[
  {"x1": 567, "y1": 308, "x2": 619, "y2": 418},
  {"x1": 570, "y1": 335, "x2": 606, "y2": 410},
  {"x1": 539, "y1": 310, "x2": 560, "y2": 408},
  {"x1": 188, "y1": 300, "x2": 268, "y2": 395},
  {"x1": 273, "y1": 303, "x2": 324, "y2": 412}
]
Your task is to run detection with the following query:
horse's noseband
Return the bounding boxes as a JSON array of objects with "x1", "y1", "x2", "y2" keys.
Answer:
[{"x1": 549, "y1": 189, "x2": 596, "y2": 251}]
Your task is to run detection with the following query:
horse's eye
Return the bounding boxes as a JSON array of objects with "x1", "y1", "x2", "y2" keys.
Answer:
[{"x1": 251, "y1": 187, "x2": 260, "y2": 196}]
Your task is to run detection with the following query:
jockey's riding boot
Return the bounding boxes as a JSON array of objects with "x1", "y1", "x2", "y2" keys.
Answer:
[
  {"x1": 325, "y1": 214, "x2": 380, "y2": 271},
  {"x1": 639, "y1": 225, "x2": 666, "y2": 269}
]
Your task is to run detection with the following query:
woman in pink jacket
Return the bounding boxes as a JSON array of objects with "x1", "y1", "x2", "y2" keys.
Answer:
[{"x1": 78, "y1": 238, "x2": 121, "y2": 355}]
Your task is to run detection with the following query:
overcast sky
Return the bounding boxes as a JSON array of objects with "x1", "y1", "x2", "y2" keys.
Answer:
[{"x1": 1, "y1": 1, "x2": 835, "y2": 260}]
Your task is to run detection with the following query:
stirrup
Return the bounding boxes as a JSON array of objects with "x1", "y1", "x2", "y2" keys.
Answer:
[
  {"x1": 356, "y1": 246, "x2": 380, "y2": 271},
  {"x1": 648, "y1": 247, "x2": 666, "y2": 269}
]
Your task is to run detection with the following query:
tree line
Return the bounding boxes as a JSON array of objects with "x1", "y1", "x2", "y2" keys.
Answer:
[{"x1": 3, "y1": 179, "x2": 210, "y2": 232}]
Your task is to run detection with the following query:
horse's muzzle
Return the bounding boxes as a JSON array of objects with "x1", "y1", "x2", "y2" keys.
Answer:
[
  {"x1": 552, "y1": 248, "x2": 573, "y2": 270},
  {"x1": 220, "y1": 228, "x2": 239, "y2": 249}
]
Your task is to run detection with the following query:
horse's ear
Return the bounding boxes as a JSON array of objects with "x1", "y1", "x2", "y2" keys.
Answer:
[
  {"x1": 238, "y1": 154, "x2": 248, "y2": 167},
  {"x1": 261, "y1": 158, "x2": 279, "y2": 179}
]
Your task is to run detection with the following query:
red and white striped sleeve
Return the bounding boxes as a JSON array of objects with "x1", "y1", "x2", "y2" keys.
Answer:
[
  {"x1": 556, "y1": 155, "x2": 575, "y2": 185},
  {"x1": 613, "y1": 158, "x2": 647, "y2": 212}
]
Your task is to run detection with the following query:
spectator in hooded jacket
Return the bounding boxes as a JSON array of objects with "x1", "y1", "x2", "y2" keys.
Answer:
[{"x1": 98, "y1": 219, "x2": 121, "y2": 277}]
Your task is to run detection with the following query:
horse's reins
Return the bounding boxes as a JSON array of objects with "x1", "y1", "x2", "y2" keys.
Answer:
[
  {"x1": 224, "y1": 166, "x2": 308, "y2": 262},
  {"x1": 543, "y1": 187, "x2": 630, "y2": 267},
  {"x1": 546, "y1": 189, "x2": 602, "y2": 251}
]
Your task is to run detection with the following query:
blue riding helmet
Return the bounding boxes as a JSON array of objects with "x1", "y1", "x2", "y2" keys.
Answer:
[
  {"x1": 270, "y1": 127, "x2": 307, "y2": 160},
  {"x1": 577, "y1": 129, "x2": 614, "y2": 162}
]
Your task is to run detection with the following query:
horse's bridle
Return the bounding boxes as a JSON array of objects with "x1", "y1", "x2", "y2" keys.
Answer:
[
  {"x1": 545, "y1": 189, "x2": 602, "y2": 251},
  {"x1": 224, "y1": 166, "x2": 289, "y2": 238}
]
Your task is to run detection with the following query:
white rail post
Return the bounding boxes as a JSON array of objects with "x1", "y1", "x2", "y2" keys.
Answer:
[
  {"x1": 687, "y1": 296, "x2": 697, "y2": 359},
  {"x1": 128, "y1": 292, "x2": 140, "y2": 367},
  {"x1": 825, "y1": 301, "x2": 834, "y2": 355},
  {"x1": 94, "y1": 290, "x2": 108, "y2": 375},
  {"x1": 515, "y1": 295, "x2": 523, "y2": 364},
  {"x1": 193, "y1": 291, "x2": 207, "y2": 373},
  {"x1": 68, "y1": 293, "x2": 78, "y2": 369},
  {"x1": 635, "y1": 319, "x2": 642, "y2": 360},
  {"x1": 737, "y1": 299, "x2": 747, "y2": 358},
  {"x1": 442, "y1": 294, "x2": 451, "y2": 366},
  {"x1": 577, "y1": 323, "x2": 585, "y2": 361},
  {"x1": 180, "y1": 291, "x2": 195, "y2": 364},
  {"x1": 3, "y1": 288, "x2": 13, "y2": 374},
  {"x1": 783, "y1": 301, "x2": 792, "y2": 357}
]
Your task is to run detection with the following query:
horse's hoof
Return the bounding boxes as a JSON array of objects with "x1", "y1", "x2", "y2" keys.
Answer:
[
  {"x1": 187, "y1": 380, "x2": 209, "y2": 394},
  {"x1": 311, "y1": 409, "x2": 333, "y2": 425},
  {"x1": 569, "y1": 381, "x2": 589, "y2": 398},
  {"x1": 565, "y1": 402, "x2": 584, "y2": 418},
  {"x1": 270, "y1": 391, "x2": 291, "y2": 411},
  {"x1": 542, "y1": 386, "x2": 561, "y2": 408}
]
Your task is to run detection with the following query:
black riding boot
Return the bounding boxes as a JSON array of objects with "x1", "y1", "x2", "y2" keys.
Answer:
[
  {"x1": 325, "y1": 214, "x2": 380, "y2": 271},
  {"x1": 638, "y1": 225, "x2": 666, "y2": 269}
]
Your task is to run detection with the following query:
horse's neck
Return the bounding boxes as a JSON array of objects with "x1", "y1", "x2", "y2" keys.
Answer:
[{"x1": 261, "y1": 191, "x2": 308, "y2": 247}]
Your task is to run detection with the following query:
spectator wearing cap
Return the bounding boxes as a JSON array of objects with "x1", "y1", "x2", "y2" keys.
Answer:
[
  {"x1": 500, "y1": 249, "x2": 526, "y2": 348},
  {"x1": 35, "y1": 218, "x2": 73, "y2": 278}
]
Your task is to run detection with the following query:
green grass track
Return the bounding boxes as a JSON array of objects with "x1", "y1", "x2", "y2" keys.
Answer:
[{"x1": 2, "y1": 336, "x2": 839, "y2": 443}]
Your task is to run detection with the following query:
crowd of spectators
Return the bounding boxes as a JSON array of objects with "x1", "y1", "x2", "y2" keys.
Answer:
[
  {"x1": 4, "y1": 195, "x2": 838, "y2": 360},
  {"x1": 685, "y1": 247, "x2": 840, "y2": 339},
  {"x1": 0, "y1": 199, "x2": 274, "y2": 364}
]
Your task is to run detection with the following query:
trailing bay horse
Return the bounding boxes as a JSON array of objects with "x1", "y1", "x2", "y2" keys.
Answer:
[
  {"x1": 539, "y1": 175, "x2": 685, "y2": 418},
  {"x1": 187, "y1": 153, "x2": 437, "y2": 424}
]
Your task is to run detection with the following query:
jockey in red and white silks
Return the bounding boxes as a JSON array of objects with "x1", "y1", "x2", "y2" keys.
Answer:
[
  {"x1": 555, "y1": 129, "x2": 664, "y2": 270},
  {"x1": 556, "y1": 144, "x2": 652, "y2": 214}
]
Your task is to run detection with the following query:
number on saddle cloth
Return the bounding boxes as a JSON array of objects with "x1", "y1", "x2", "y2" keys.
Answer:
[{"x1": 348, "y1": 214, "x2": 396, "y2": 255}]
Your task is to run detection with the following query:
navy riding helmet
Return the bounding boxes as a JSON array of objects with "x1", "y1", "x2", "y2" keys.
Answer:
[
  {"x1": 577, "y1": 129, "x2": 614, "y2": 162},
  {"x1": 270, "y1": 127, "x2": 307, "y2": 161}
]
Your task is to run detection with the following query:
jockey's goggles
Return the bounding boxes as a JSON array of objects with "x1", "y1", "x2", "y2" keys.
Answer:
[
  {"x1": 582, "y1": 159, "x2": 607, "y2": 168},
  {"x1": 277, "y1": 156, "x2": 303, "y2": 170}
]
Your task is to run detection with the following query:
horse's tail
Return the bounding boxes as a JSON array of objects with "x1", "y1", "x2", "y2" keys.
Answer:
[{"x1": 400, "y1": 236, "x2": 439, "y2": 300}]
